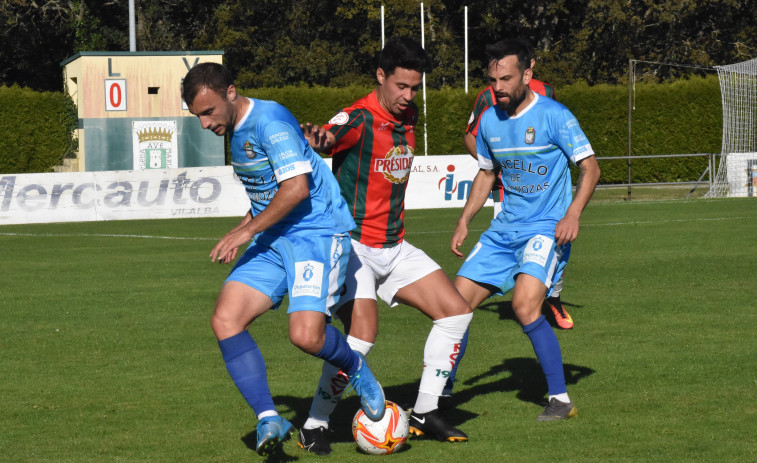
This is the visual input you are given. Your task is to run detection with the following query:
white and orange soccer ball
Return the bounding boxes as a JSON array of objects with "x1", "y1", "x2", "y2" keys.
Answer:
[{"x1": 352, "y1": 401, "x2": 409, "y2": 455}]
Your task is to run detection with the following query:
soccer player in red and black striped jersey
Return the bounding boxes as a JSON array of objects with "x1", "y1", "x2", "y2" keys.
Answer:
[{"x1": 298, "y1": 36, "x2": 473, "y2": 454}]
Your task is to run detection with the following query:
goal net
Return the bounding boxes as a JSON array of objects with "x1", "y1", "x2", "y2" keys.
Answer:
[{"x1": 706, "y1": 57, "x2": 757, "y2": 197}]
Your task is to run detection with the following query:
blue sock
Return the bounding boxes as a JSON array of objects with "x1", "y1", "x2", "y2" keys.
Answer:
[
  {"x1": 218, "y1": 331, "x2": 276, "y2": 417},
  {"x1": 315, "y1": 324, "x2": 361, "y2": 376},
  {"x1": 443, "y1": 327, "x2": 469, "y2": 394},
  {"x1": 522, "y1": 315, "x2": 567, "y2": 395}
]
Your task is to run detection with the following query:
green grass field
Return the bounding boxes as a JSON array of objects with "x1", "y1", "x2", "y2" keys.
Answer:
[{"x1": 2, "y1": 197, "x2": 756, "y2": 462}]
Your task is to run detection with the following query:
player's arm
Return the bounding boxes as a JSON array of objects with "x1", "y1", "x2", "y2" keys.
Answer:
[
  {"x1": 451, "y1": 168, "x2": 496, "y2": 257},
  {"x1": 554, "y1": 155, "x2": 600, "y2": 246},
  {"x1": 463, "y1": 132, "x2": 478, "y2": 160},
  {"x1": 210, "y1": 174, "x2": 310, "y2": 263}
]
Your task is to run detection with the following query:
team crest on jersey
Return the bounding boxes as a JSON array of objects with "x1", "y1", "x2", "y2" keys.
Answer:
[
  {"x1": 329, "y1": 111, "x2": 349, "y2": 125},
  {"x1": 374, "y1": 145, "x2": 414, "y2": 184},
  {"x1": 525, "y1": 127, "x2": 536, "y2": 144},
  {"x1": 243, "y1": 141, "x2": 254, "y2": 158}
]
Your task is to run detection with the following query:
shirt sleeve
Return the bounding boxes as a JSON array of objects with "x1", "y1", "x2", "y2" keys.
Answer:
[
  {"x1": 261, "y1": 120, "x2": 313, "y2": 183},
  {"x1": 551, "y1": 107, "x2": 595, "y2": 165},
  {"x1": 475, "y1": 112, "x2": 495, "y2": 171},
  {"x1": 465, "y1": 88, "x2": 493, "y2": 136},
  {"x1": 323, "y1": 109, "x2": 364, "y2": 156}
]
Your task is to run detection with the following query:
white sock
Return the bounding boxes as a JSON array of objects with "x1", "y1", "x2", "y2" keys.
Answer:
[
  {"x1": 549, "y1": 392, "x2": 570, "y2": 403},
  {"x1": 303, "y1": 335, "x2": 373, "y2": 430},
  {"x1": 414, "y1": 313, "x2": 473, "y2": 414},
  {"x1": 257, "y1": 410, "x2": 278, "y2": 420}
]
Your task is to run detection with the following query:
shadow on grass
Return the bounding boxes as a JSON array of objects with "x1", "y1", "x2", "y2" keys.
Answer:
[{"x1": 240, "y1": 298, "x2": 593, "y2": 457}]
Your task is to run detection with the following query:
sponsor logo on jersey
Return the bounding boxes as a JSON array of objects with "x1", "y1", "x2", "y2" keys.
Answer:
[
  {"x1": 525, "y1": 127, "x2": 536, "y2": 144},
  {"x1": 378, "y1": 122, "x2": 394, "y2": 131},
  {"x1": 523, "y1": 234, "x2": 552, "y2": 267},
  {"x1": 490, "y1": 137, "x2": 501, "y2": 142},
  {"x1": 279, "y1": 149, "x2": 297, "y2": 160},
  {"x1": 374, "y1": 145, "x2": 414, "y2": 184},
  {"x1": 243, "y1": 141, "x2": 254, "y2": 159},
  {"x1": 292, "y1": 260, "x2": 324, "y2": 298},
  {"x1": 329, "y1": 111, "x2": 349, "y2": 125},
  {"x1": 268, "y1": 131, "x2": 289, "y2": 144}
]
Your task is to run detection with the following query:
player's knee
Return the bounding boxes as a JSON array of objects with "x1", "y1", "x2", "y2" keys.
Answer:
[
  {"x1": 289, "y1": 326, "x2": 324, "y2": 354},
  {"x1": 210, "y1": 307, "x2": 243, "y2": 340}
]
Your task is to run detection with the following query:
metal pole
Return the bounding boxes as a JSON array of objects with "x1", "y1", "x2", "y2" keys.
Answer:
[
  {"x1": 421, "y1": 3, "x2": 428, "y2": 156},
  {"x1": 627, "y1": 59, "x2": 634, "y2": 200},
  {"x1": 129, "y1": 0, "x2": 136, "y2": 52},
  {"x1": 381, "y1": 5, "x2": 385, "y2": 49},
  {"x1": 464, "y1": 6, "x2": 468, "y2": 94}
]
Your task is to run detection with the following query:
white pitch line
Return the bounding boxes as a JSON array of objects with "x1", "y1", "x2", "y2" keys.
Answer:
[
  {"x1": 1, "y1": 215, "x2": 751, "y2": 240},
  {"x1": 0, "y1": 232, "x2": 217, "y2": 241}
]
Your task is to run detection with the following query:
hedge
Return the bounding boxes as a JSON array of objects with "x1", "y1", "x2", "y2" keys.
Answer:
[
  {"x1": 0, "y1": 85, "x2": 78, "y2": 174},
  {"x1": 2, "y1": 76, "x2": 722, "y2": 185}
]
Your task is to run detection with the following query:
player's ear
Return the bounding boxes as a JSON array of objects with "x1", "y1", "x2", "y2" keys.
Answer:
[
  {"x1": 522, "y1": 67, "x2": 533, "y2": 86},
  {"x1": 226, "y1": 84, "x2": 237, "y2": 101},
  {"x1": 376, "y1": 68, "x2": 386, "y2": 86}
]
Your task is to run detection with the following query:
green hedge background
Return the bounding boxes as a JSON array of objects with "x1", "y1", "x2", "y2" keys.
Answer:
[
  {"x1": 0, "y1": 85, "x2": 78, "y2": 174},
  {"x1": 1, "y1": 76, "x2": 721, "y2": 184}
]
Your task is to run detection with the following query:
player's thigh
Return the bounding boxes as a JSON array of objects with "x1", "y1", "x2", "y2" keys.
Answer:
[
  {"x1": 395, "y1": 269, "x2": 472, "y2": 320},
  {"x1": 212, "y1": 281, "x2": 276, "y2": 340},
  {"x1": 337, "y1": 242, "x2": 380, "y2": 309},
  {"x1": 374, "y1": 240, "x2": 441, "y2": 307},
  {"x1": 453, "y1": 275, "x2": 493, "y2": 310}
]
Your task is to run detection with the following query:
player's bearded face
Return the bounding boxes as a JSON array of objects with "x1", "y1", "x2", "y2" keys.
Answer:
[
  {"x1": 488, "y1": 56, "x2": 531, "y2": 115},
  {"x1": 376, "y1": 67, "x2": 423, "y2": 118}
]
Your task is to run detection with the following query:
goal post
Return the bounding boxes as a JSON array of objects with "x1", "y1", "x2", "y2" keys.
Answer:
[{"x1": 706, "y1": 57, "x2": 757, "y2": 198}]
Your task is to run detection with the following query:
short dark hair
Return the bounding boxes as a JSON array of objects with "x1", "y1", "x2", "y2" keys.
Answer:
[
  {"x1": 485, "y1": 39, "x2": 533, "y2": 73},
  {"x1": 181, "y1": 62, "x2": 234, "y2": 106},
  {"x1": 378, "y1": 36, "x2": 433, "y2": 75}
]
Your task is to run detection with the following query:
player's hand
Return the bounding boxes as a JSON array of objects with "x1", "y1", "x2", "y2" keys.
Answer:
[
  {"x1": 451, "y1": 222, "x2": 469, "y2": 258},
  {"x1": 300, "y1": 122, "x2": 332, "y2": 151},
  {"x1": 554, "y1": 212, "x2": 580, "y2": 246},
  {"x1": 210, "y1": 227, "x2": 253, "y2": 264}
]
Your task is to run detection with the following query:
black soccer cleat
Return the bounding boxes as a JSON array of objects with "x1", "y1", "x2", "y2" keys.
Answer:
[
  {"x1": 297, "y1": 426, "x2": 332, "y2": 455},
  {"x1": 536, "y1": 398, "x2": 578, "y2": 421},
  {"x1": 408, "y1": 409, "x2": 468, "y2": 442}
]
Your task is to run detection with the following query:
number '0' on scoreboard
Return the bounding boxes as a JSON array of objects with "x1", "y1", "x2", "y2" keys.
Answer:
[{"x1": 105, "y1": 79, "x2": 127, "y2": 111}]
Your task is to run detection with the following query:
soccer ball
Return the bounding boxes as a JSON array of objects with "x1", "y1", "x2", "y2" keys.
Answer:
[{"x1": 352, "y1": 401, "x2": 409, "y2": 455}]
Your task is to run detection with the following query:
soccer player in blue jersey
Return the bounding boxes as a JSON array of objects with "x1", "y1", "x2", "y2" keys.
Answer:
[
  {"x1": 450, "y1": 39, "x2": 600, "y2": 421},
  {"x1": 181, "y1": 62, "x2": 386, "y2": 456}
]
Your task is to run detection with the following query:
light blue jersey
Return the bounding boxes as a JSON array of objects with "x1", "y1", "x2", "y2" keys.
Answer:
[
  {"x1": 476, "y1": 93, "x2": 594, "y2": 235},
  {"x1": 230, "y1": 98, "x2": 355, "y2": 239},
  {"x1": 226, "y1": 98, "x2": 355, "y2": 313}
]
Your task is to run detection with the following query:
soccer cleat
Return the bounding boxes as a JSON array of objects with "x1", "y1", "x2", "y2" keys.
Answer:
[
  {"x1": 256, "y1": 415, "x2": 294, "y2": 456},
  {"x1": 536, "y1": 398, "x2": 578, "y2": 421},
  {"x1": 438, "y1": 395, "x2": 455, "y2": 411},
  {"x1": 298, "y1": 426, "x2": 332, "y2": 456},
  {"x1": 408, "y1": 409, "x2": 468, "y2": 442},
  {"x1": 347, "y1": 353, "x2": 386, "y2": 421},
  {"x1": 546, "y1": 296, "x2": 574, "y2": 329}
]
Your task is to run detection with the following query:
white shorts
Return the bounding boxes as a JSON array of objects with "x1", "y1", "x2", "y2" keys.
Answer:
[{"x1": 339, "y1": 239, "x2": 441, "y2": 308}]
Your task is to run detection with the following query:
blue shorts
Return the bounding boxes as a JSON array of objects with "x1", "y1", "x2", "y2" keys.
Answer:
[
  {"x1": 226, "y1": 232, "x2": 351, "y2": 315},
  {"x1": 457, "y1": 229, "x2": 570, "y2": 297}
]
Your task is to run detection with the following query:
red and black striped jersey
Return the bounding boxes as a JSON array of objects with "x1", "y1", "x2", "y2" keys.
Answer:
[{"x1": 323, "y1": 90, "x2": 418, "y2": 248}]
